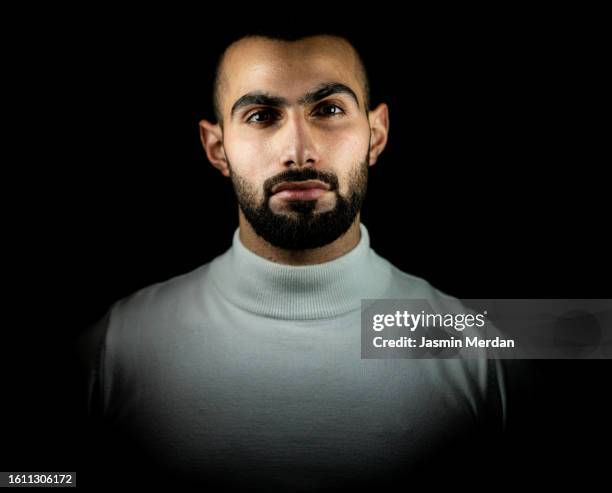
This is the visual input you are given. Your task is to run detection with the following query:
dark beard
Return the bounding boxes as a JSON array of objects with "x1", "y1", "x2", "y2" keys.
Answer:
[{"x1": 229, "y1": 158, "x2": 369, "y2": 250}]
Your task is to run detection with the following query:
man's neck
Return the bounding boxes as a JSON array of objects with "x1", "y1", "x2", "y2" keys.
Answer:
[{"x1": 237, "y1": 211, "x2": 362, "y2": 266}]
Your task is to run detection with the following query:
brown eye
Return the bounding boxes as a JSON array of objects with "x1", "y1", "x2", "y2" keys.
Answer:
[
  {"x1": 315, "y1": 104, "x2": 344, "y2": 116},
  {"x1": 246, "y1": 109, "x2": 278, "y2": 124}
]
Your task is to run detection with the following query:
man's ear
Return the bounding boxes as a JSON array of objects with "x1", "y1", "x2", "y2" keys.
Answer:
[
  {"x1": 199, "y1": 119, "x2": 230, "y2": 177},
  {"x1": 367, "y1": 103, "x2": 390, "y2": 166}
]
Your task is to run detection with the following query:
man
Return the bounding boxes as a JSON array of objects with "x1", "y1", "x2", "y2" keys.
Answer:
[{"x1": 77, "y1": 32, "x2": 507, "y2": 491}]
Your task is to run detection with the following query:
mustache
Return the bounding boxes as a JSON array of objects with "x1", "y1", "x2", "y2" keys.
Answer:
[{"x1": 264, "y1": 169, "x2": 338, "y2": 197}]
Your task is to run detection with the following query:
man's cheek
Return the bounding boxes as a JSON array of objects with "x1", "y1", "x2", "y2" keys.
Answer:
[
  {"x1": 324, "y1": 132, "x2": 367, "y2": 159},
  {"x1": 229, "y1": 145, "x2": 270, "y2": 172}
]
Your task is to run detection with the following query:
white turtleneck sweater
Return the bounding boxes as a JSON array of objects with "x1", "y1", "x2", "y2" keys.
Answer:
[{"x1": 78, "y1": 223, "x2": 507, "y2": 491}]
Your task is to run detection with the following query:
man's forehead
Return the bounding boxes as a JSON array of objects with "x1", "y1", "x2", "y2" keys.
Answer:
[
  {"x1": 220, "y1": 36, "x2": 362, "y2": 106},
  {"x1": 224, "y1": 35, "x2": 357, "y2": 64}
]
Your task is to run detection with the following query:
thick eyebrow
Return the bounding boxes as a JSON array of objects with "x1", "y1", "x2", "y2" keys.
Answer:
[
  {"x1": 230, "y1": 93, "x2": 289, "y2": 118},
  {"x1": 298, "y1": 82, "x2": 360, "y2": 109},
  {"x1": 230, "y1": 82, "x2": 360, "y2": 119}
]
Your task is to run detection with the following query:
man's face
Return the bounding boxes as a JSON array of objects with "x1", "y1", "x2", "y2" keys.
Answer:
[{"x1": 218, "y1": 36, "x2": 373, "y2": 250}]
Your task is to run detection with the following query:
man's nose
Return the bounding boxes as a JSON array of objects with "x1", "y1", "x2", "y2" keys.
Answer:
[{"x1": 278, "y1": 112, "x2": 320, "y2": 168}]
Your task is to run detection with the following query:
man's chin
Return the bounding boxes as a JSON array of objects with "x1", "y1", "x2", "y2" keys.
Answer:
[
  {"x1": 247, "y1": 215, "x2": 356, "y2": 250},
  {"x1": 270, "y1": 198, "x2": 332, "y2": 215},
  {"x1": 271, "y1": 209, "x2": 325, "y2": 220}
]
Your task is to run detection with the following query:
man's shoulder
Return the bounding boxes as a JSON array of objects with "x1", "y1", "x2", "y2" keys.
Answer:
[
  {"x1": 112, "y1": 261, "x2": 215, "y2": 323},
  {"x1": 384, "y1": 258, "x2": 464, "y2": 311},
  {"x1": 75, "y1": 260, "x2": 220, "y2": 414}
]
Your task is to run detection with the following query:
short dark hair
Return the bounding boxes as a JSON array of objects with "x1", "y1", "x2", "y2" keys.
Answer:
[{"x1": 212, "y1": 29, "x2": 371, "y2": 126}]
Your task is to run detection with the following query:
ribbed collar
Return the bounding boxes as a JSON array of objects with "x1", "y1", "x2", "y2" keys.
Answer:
[{"x1": 209, "y1": 223, "x2": 393, "y2": 320}]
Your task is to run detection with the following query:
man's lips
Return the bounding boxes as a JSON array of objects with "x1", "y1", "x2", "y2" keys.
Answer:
[{"x1": 271, "y1": 180, "x2": 330, "y2": 201}]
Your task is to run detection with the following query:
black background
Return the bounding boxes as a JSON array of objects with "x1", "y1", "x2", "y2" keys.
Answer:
[{"x1": 4, "y1": 7, "x2": 610, "y2": 490}]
